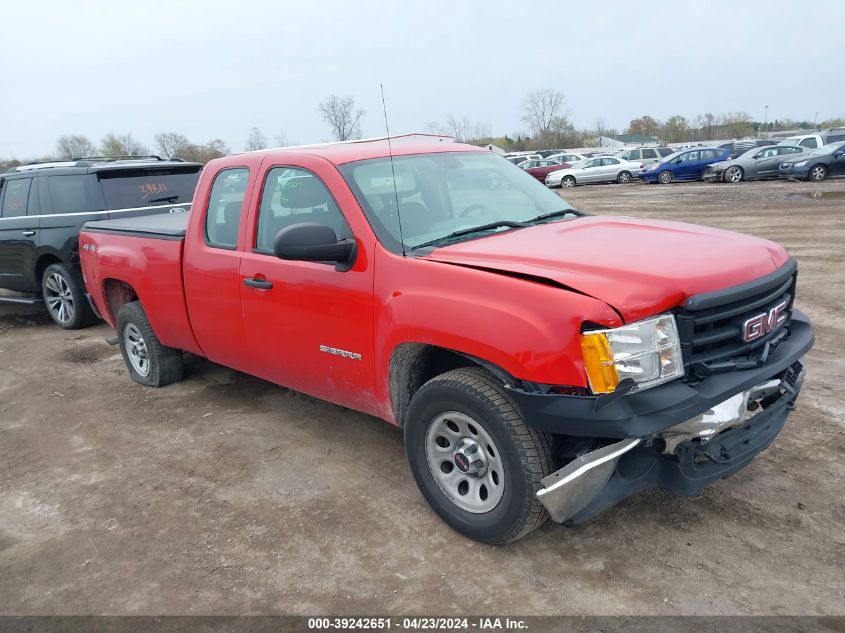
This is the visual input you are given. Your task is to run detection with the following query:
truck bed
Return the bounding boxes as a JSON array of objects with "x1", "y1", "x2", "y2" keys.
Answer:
[{"x1": 83, "y1": 211, "x2": 189, "y2": 240}]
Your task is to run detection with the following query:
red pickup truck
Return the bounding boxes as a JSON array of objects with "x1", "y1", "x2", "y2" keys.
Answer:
[{"x1": 80, "y1": 140, "x2": 814, "y2": 544}]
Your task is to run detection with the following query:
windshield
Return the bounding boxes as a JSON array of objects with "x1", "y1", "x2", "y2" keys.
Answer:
[
  {"x1": 98, "y1": 167, "x2": 201, "y2": 210},
  {"x1": 339, "y1": 152, "x2": 577, "y2": 252},
  {"x1": 809, "y1": 142, "x2": 845, "y2": 156}
]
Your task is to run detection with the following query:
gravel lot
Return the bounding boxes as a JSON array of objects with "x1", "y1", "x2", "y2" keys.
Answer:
[{"x1": 1, "y1": 178, "x2": 843, "y2": 616}]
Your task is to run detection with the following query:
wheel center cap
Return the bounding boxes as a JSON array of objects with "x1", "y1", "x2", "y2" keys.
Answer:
[{"x1": 452, "y1": 438, "x2": 487, "y2": 477}]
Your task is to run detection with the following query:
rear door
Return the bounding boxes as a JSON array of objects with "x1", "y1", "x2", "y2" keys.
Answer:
[
  {"x1": 0, "y1": 176, "x2": 40, "y2": 292},
  {"x1": 38, "y1": 173, "x2": 104, "y2": 266},
  {"x1": 641, "y1": 148, "x2": 659, "y2": 166},
  {"x1": 598, "y1": 157, "x2": 621, "y2": 182},
  {"x1": 237, "y1": 156, "x2": 377, "y2": 414},
  {"x1": 182, "y1": 163, "x2": 255, "y2": 372}
]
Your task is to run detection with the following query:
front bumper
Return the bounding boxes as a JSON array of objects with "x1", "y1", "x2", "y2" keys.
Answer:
[
  {"x1": 509, "y1": 310, "x2": 814, "y2": 525},
  {"x1": 702, "y1": 168, "x2": 724, "y2": 182},
  {"x1": 779, "y1": 166, "x2": 810, "y2": 179}
]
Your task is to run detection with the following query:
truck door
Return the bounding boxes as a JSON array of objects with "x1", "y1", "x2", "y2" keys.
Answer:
[
  {"x1": 182, "y1": 165, "x2": 254, "y2": 372},
  {"x1": 238, "y1": 159, "x2": 377, "y2": 416},
  {"x1": 0, "y1": 176, "x2": 40, "y2": 292}
]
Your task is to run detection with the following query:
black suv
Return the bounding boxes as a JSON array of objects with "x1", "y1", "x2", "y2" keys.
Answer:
[{"x1": 0, "y1": 156, "x2": 201, "y2": 328}]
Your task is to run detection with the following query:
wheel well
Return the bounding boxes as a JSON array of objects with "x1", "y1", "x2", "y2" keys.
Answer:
[
  {"x1": 102, "y1": 279, "x2": 138, "y2": 322},
  {"x1": 388, "y1": 343, "x2": 512, "y2": 427},
  {"x1": 35, "y1": 254, "x2": 62, "y2": 286}
]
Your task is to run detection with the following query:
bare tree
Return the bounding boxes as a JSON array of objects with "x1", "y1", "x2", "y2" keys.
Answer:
[
  {"x1": 245, "y1": 127, "x2": 268, "y2": 151},
  {"x1": 100, "y1": 133, "x2": 148, "y2": 157},
  {"x1": 274, "y1": 133, "x2": 289, "y2": 147},
  {"x1": 319, "y1": 95, "x2": 364, "y2": 141},
  {"x1": 627, "y1": 116, "x2": 662, "y2": 137},
  {"x1": 695, "y1": 113, "x2": 719, "y2": 140},
  {"x1": 521, "y1": 89, "x2": 569, "y2": 139},
  {"x1": 56, "y1": 135, "x2": 96, "y2": 160},
  {"x1": 661, "y1": 115, "x2": 690, "y2": 142},
  {"x1": 154, "y1": 132, "x2": 191, "y2": 159}
]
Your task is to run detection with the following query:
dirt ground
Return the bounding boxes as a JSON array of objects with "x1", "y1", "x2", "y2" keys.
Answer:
[{"x1": 0, "y1": 178, "x2": 843, "y2": 616}]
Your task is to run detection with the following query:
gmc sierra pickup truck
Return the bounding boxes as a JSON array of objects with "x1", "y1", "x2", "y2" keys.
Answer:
[{"x1": 79, "y1": 140, "x2": 814, "y2": 544}]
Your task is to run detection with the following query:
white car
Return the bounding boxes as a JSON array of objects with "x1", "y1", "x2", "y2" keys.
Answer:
[
  {"x1": 545, "y1": 156, "x2": 644, "y2": 188},
  {"x1": 545, "y1": 152, "x2": 590, "y2": 165}
]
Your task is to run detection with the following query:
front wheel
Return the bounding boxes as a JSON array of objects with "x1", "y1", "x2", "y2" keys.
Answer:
[
  {"x1": 42, "y1": 263, "x2": 96, "y2": 329},
  {"x1": 562, "y1": 175, "x2": 576, "y2": 188},
  {"x1": 808, "y1": 164, "x2": 827, "y2": 181},
  {"x1": 617, "y1": 170, "x2": 632, "y2": 184},
  {"x1": 725, "y1": 166, "x2": 744, "y2": 183},
  {"x1": 116, "y1": 301, "x2": 184, "y2": 387},
  {"x1": 658, "y1": 170, "x2": 673, "y2": 184},
  {"x1": 404, "y1": 368, "x2": 553, "y2": 544}
]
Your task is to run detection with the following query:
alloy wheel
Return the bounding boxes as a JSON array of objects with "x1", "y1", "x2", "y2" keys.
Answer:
[{"x1": 44, "y1": 272, "x2": 75, "y2": 324}]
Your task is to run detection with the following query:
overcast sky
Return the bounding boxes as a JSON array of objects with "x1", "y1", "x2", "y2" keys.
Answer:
[{"x1": 1, "y1": 0, "x2": 843, "y2": 158}]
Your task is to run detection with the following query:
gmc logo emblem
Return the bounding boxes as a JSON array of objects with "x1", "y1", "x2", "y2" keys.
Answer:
[{"x1": 742, "y1": 301, "x2": 788, "y2": 342}]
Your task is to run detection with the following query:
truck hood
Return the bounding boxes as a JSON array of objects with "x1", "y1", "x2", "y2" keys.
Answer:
[{"x1": 421, "y1": 215, "x2": 790, "y2": 322}]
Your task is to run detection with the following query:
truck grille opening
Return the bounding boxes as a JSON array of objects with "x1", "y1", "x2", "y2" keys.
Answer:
[{"x1": 675, "y1": 261, "x2": 797, "y2": 380}]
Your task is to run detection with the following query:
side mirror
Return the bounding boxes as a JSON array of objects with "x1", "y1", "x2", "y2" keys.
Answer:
[{"x1": 273, "y1": 223, "x2": 357, "y2": 272}]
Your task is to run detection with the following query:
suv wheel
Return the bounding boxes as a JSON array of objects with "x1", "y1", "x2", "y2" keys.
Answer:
[
  {"x1": 404, "y1": 367, "x2": 553, "y2": 544},
  {"x1": 117, "y1": 301, "x2": 184, "y2": 387},
  {"x1": 42, "y1": 263, "x2": 96, "y2": 329}
]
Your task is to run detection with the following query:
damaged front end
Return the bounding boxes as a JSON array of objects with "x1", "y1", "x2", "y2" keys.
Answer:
[{"x1": 535, "y1": 360, "x2": 806, "y2": 525}]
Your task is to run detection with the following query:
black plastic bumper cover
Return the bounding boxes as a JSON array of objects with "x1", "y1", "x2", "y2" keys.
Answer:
[
  {"x1": 507, "y1": 310, "x2": 814, "y2": 439},
  {"x1": 566, "y1": 385, "x2": 798, "y2": 525}
]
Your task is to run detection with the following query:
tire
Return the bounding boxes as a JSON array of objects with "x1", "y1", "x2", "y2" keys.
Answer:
[
  {"x1": 562, "y1": 175, "x2": 576, "y2": 188},
  {"x1": 617, "y1": 170, "x2": 632, "y2": 184},
  {"x1": 725, "y1": 166, "x2": 744, "y2": 183},
  {"x1": 41, "y1": 263, "x2": 96, "y2": 329},
  {"x1": 404, "y1": 367, "x2": 553, "y2": 544},
  {"x1": 116, "y1": 301, "x2": 183, "y2": 387},
  {"x1": 658, "y1": 170, "x2": 673, "y2": 184},
  {"x1": 808, "y1": 164, "x2": 827, "y2": 181}
]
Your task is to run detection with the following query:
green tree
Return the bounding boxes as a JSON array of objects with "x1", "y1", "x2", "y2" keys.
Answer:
[{"x1": 662, "y1": 115, "x2": 690, "y2": 143}]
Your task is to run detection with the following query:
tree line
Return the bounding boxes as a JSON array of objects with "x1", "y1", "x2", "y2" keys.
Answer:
[{"x1": 2, "y1": 89, "x2": 842, "y2": 170}]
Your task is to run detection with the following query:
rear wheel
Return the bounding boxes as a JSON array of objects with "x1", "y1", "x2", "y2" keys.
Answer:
[
  {"x1": 725, "y1": 166, "x2": 744, "y2": 183},
  {"x1": 404, "y1": 367, "x2": 553, "y2": 544},
  {"x1": 117, "y1": 301, "x2": 183, "y2": 387},
  {"x1": 41, "y1": 263, "x2": 96, "y2": 329},
  {"x1": 562, "y1": 175, "x2": 576, "y2": 188},
  {"x1": 617, "y1": 170, "x2": 632, "y2": 184},
  {"x1": 808, "y1": 164, "x2": 827, "y2": 181},
  {"x1": 658, "y1": 170, "x2": 673, "y2": 184}
]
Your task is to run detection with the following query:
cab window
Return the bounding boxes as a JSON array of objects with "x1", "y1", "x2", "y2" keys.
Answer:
[
  {"x1": 255, "y1": 167, "x2": 351, "y2": 254},
  {"x1": 1, "y1": 178, "x2": 32, "y2": 218},
  {"x1": 204, "y1": 168, "x2": 249, "y2": 250},
  {"x1": 799, "y1": 138, "x2": 818, "y2": 149}
]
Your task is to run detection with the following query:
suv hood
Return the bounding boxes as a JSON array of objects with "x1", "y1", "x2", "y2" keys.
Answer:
[{"x1": 422, "y1": 216, "x2": 790, "y2": 322}]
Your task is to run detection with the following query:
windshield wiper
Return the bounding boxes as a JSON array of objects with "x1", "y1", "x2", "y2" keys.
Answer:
[
  {"x1": 412, "y1": 220, "x2": 527, "y2": 250},
  {"x1": 523, "y1": 208, "x2": 580, "y2": 224},
  {"x1": 147, "y1": 195, "x2": 180, "y2": 204}
]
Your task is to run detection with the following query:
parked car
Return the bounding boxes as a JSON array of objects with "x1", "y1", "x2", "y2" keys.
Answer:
[
  {"x1": 546, "y1": 152, "x2": 590, "y2": 165},
  {"x1": 0, "y1": 156, "x2": 201, "y2": 328},
  {"x1": 639, "y1": 147, "x2": 731, "y2": 184},
  {"x1": 719, "y1": 139, "x2": 777, "y2": 159},
  {"x1": 778, "y1": 141, "x2": 845, "y2": 181},
  {"x1": 503, "y1": 153, "x2": 541, "y2": 166},
  {"x1": 545, "y1": 156, "x2": 643, "y2": 188},
  {"x1": 617, "y1": 146, "x2": 675, "y2": 167},
  {"x1": 519, "y1": 158, "x2": 570, "y2": 182},
  {"x1": 775, "y1": 133, "x2": 845, "y2": 150},
  {"x1": 80, "y1": 139, "x2": 813, "y2": 544},
  {"x1": 535, "y1": 149, "x2": 566, "y2": 158},
  {"x1": 704, "y1": 145, "x2": 807, "y2": 183}
]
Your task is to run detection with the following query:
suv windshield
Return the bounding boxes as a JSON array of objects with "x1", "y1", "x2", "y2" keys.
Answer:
[
  {"x1": 339, "y1": 152, "x2": 577, "y2": 252},
  {"x1": 98, "y1": 167, "x2": 201, "y2": 210}
]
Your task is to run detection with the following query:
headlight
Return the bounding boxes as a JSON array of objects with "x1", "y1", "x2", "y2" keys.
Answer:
[
  {"x1": 579, "y1": 314, "x2": 684, "y2": 394},
  {"x1": 793, "y1": 161, "x2": 808, "y2": 167}
]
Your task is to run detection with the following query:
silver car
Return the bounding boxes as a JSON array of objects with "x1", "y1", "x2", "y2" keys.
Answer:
[
  {"x1": 703, "y1": 145, "x2": 808, "y2": 183},
  {"x1": 545, "y1": 156, "x2": 643, "y2": 188}
]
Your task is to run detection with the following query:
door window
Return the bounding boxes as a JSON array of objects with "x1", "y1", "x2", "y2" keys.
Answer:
[
  {"x1": 1, "y1": 178, "x2": 31, "y2": 218},
  {"x1": 47, "y1": 175, "x2": 99, "y2": 214},
  {"x1": 601, "y1": 158, "x2": 620, "y2": 166},
  {"x1": 255, "y1": 167, "x2": 351, "y2": 254},
  {"x1": 642, "y1": 149, "x2": 658, "y2": 159},
  {"x1": 205, "y1": 167, "x2": 249, "y2": 249},
  {"x1": 779, "y1": 147, "x2": 803, "y2": 155}
]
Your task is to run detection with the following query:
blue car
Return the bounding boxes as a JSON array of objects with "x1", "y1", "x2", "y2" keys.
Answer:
[{"x1": 639, "y1": 147, "x2": 732, "y2": 184}]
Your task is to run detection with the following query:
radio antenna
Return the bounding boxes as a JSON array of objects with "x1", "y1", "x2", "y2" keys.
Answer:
[{"x1": 380, "y1": 83, "x2": 406, "y2": 256}]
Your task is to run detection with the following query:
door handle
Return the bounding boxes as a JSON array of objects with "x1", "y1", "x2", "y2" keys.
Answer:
[
  {"x1": 22, "y1": 230, "x2": 35, "y2": 237},
  {"x1": 243, "y1": 277, "x2": 273, "y2": 290}
]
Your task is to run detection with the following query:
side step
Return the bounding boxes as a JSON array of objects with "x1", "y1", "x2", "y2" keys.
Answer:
[{"x1": 0, "y1": 294, "x2": 44, "y2": 305}]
